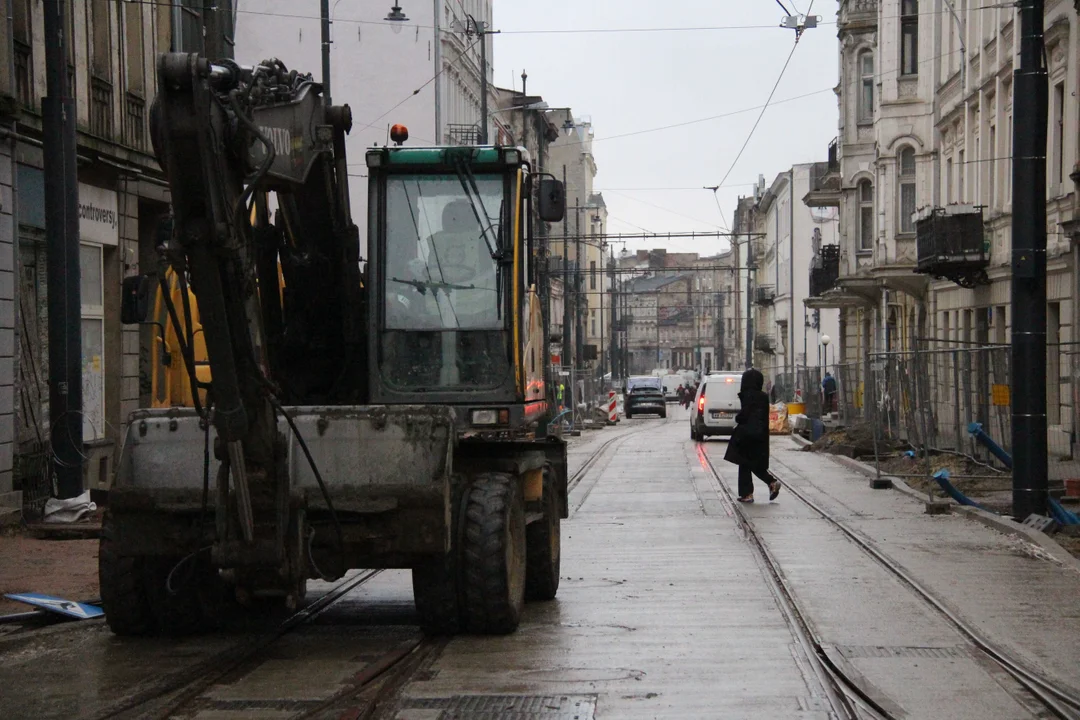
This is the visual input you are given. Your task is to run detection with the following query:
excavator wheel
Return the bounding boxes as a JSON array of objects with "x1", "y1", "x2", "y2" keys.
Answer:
[
  {"x1": 100, "y1": 511, "x2": 206, "y2": 636},
  {"x1": 525, "y1": 467, "x2": 561, "y2": 601},
  {"x1": 461, "y1": 473, "x2": 526, "y2": 634},
  {"x1": 99, "y1": 512, "x2": 156, "y2": 636}
]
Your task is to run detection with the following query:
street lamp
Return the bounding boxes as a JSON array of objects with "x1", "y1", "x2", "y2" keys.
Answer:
[
  {"x1": 821, "y1": 334, "x2": 831, "y2": 373},
  {"x1": 385, "y1": 3, "x2": 409, "y2": 33}
]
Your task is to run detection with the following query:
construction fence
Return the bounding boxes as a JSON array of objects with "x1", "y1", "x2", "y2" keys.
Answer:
[
  {"x1": 823, "y1": 341, "x2": 1080, "y2": 484},
  {"x1": 551, "y1": 367, "x2": 617, "y2": 430}
]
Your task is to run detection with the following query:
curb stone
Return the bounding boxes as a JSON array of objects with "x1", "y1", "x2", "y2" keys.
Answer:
[{"x1": 785, "y1": 436, "x2": 1080, "y2": 575}]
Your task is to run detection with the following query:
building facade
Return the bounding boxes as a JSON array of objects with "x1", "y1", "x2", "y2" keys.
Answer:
[
  {"x1": 235, "y1": 0, "x2": 499, "y2": 245},
  {"x1": 0, "y1": 1, "x2": 235, "y2": 502},
  {"x1": 807, "y1": 0, "x2": 1080, "y2": 451}
]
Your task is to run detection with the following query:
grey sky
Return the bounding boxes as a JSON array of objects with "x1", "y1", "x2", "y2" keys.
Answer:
[{"x1": 492, "y1": 0, "x2": 841, "y2": 255}]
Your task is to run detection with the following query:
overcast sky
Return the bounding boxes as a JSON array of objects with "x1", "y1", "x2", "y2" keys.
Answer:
[{"x1": 492, "y1": 0, "x2": 841, "y2": 255}]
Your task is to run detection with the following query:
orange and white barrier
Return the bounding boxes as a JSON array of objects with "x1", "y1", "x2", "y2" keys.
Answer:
[{"x1": 608, "y1": 391, "x2": 618, "y2": 424}]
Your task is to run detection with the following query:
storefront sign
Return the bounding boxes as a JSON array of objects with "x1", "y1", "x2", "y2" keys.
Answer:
[{"x1": 77, "y1": 183, "x2": 119, "y2": 246}]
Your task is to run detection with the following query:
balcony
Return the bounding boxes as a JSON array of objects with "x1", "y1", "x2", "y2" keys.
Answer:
[
  {"x1": 754, "y1": 285, "x2": 776, "y2": 306},
  {"x1": 803, "y1": 139, "x2": 841, "y2": 208},
  {"x1": 809, "y1": 244, "x2": 840, "y2": 297},
  {"x1": 90, "y1": 76, "x2": 114, "y2": 139},
  {"x1": 914, "y1": 205, "x2": 989, "y2": 288},
  {"x1": 754, "y1": 334, "x2": 776, "y2": 354}
]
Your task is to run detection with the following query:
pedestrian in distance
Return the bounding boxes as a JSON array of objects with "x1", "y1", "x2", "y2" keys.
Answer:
[
  {"x1": 676, "y1": 384, "x2": 685, "y2": 406},
  {"x1": 724, "y1": 368, "x2": 781, "y2": 504},
  {"x1": 821, "y1": 371, "x2": 837, "y2": 413}
]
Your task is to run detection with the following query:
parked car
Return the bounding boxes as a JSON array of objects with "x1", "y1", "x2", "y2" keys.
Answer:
[
  {"x1": 625, "y1": 376, "x2": 667, "y2": 419},
  {"x1": 690, "y1": 373, "x2": 741, "y2": 440}
]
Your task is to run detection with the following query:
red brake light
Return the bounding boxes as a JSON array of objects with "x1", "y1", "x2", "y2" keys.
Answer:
[{"x1": 698, "y1": 395, "x2": 706, "y2": 411}]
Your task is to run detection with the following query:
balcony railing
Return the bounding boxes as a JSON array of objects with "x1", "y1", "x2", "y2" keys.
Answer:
[
  {"x1": 446, "y1": 123, "x2": 481, "y2": 146},
  {"x1": 754, "y1": 285, "x2": 776, "y2": 306},
  {"x1": 754, "y1": 334, "x2": 776, "y2": 354},
  {"x1": 124, "y1": 93, "x2": 146, "y2": 150},
  {"x1": 14, "y1": 41, "x2": 31, "y2": 106},
  {"x1": 90, "y1": 76, "x2": 114, "y2": 139},
  {"x1": 914, "y1": 205, "x2": 989, "y2": 288},
  {"x1": 809, "y1": 245, "x2": 840, "y2": 297}
]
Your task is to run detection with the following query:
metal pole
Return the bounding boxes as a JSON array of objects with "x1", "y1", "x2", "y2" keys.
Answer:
[
  {"x1": 433, "y1": 0, "x2": 441, "y2": 142},
  {"x1": 43, "y1": 0, "x2": 83, "y2": 499},
  {"x1": 746, "y1": 241, "x2": 754, "y2": 369},
  {"x1": 575, "y1": 207, "x2": 583, "y2": 367},
  {"x1": 478, "y1": 20, "x2": 488, "y2": 144},
  {"x1": 1011, "y1": 0, "x2": 1048, "y2": 520},
  {"x1": 320, "y1": 0, "x2": 331, "y2": 106},
  {"x1": 609, "y1": 252, "x2": 617, "y2": 379},
  {"x1": 562, "y1": 167, "x2": 571, "y2": 369}
]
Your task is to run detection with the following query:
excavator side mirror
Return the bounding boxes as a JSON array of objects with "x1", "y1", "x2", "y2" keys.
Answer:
[
  {"x1": 121, "y1": 274, "x2": 152, "y2": 325},
  {"x1": 537, "y1": 178, "x2": 566, "y2": 223}
]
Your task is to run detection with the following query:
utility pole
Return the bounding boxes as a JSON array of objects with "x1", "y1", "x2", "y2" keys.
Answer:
[
  {"x1": 43, "y1": 0, "x2": 83, "y2": 499},
  {"x1": 562, "y1": 166, "x2": 571, "y2": 369},
  {"x1": 609, "y1": 251, "x2": 617, "y2": 379},
  {"x1": 320, "y1": 0, "x2": 331, "y2": 105},
  {"x1": 465, "y1": 14, "x2": 497, "y2": 144},
  {"x1": 1011, "y1": 0, "x2": 1049, "y2": 520},
  {"x1": 575, "y1": 207, "x2": 584, "y2": 368}
]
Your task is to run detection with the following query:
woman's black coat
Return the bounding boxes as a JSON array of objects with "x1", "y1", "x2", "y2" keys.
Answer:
[{"x1": 724, "y1": 368, "x2": 770, "y2": 468}]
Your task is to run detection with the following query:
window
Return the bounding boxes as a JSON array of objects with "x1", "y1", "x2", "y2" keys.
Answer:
[
  {"x1": 858, "y1": 180, "x2": 874, "y2": 251},
  {"x1": 900, "y1": 0, "x2": 919, "y2": 76},
  {"x1": 946, "y1": 157, "x2": 954, "y2": 203},
  {"x1": 81, "y1": 245, "x2": 106, "y2": 442},
  {"x1": 125, "y1": 2, "x2": 145, "y2": 95},
  {"x1": 988, "y1": 126, "x2": 996, "y2": 208},
  {"x1": 174, "y1": 0, "x2": 204, "y2": 53},
  {"x1": 899, "y1": 147, "x2": 916, "y2": 234},
  {"x1": 590, "y1": 260, "x2": 597, "y2": 290},
  {"x1": 957, "y1": 151, "x2": 964, "y2": 202},
  {"x1": 1053, "y1": 82, "x2": 1065, "y2": 188},
  {"x1": 858, "y1": 52, "x2": 874, "y2": 123},
  {"x1": 90, "y1": 0, "x2": 112, "y2": 77}
]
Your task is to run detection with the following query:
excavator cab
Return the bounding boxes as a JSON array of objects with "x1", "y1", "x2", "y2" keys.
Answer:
[{"x1": 366, "y1": 146, "x2": 564, "y2": 429}]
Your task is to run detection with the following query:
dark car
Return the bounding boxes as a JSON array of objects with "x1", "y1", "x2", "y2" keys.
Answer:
[{"x1": 625, "y1": 376, "x2": 667, "y2": 419}]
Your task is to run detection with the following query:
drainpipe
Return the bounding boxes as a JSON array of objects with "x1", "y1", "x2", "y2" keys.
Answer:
[{"x1": 433, "y1": 0, "x2": 441, "y2": 142}]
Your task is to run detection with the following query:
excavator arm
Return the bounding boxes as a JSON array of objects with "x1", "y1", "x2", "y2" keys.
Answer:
[{"x1": 148, "y1": 52, "x2": 363, "y2": 560}]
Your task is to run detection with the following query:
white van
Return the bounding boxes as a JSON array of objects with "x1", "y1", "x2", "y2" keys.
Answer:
[{"x1": 690, "y1": 373, "x2": 742, "y2": 440}]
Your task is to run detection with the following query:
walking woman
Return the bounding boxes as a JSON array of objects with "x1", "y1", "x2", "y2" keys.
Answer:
[{"x1": 724, "y1": 368, "x2": 781, "y2": 503}]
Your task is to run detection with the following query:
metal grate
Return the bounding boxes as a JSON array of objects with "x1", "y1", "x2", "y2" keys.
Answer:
[
  {"x1": 397, "y1": 694, "x2": 597, "y2": 719},
  {"x1": 124, "y1": 93, "x2": 145, "y2": 149},
  {"x1": 15, "y1": 442, "x2": 52, "y2": 521},
  {"x1": 447, "y1": 123, "x2": 481, "y2": 146},
  {"x1": 14, "y1": 41, "x2": 31, "y2": 105},
  {"x1": 90, "y1": 75, "x2": 113, "y2": 139}
]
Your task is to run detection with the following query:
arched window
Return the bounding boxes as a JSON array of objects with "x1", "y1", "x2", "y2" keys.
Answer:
[
  {"x1": 858, "y1": 51, "x2": 874, "y2": 123},
  {"x1": 898, "y1": 147, "x2": 916, "y2": 234},
  {"x1": 858, "y1": 180, "x2": 874, "y2": 251}
]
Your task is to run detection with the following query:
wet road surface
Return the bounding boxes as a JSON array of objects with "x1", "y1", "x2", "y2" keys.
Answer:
[{"x1": 3, "y1": 408, "x2": 1080, "y2": 719}]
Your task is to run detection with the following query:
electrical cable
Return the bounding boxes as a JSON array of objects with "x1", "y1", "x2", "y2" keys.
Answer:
[
  {"x1": 270, "y1": 397, "x2": 345, "y2": 577},
  {"x1": 714, "y1": 38, "x2": 802, "y2": 192}
]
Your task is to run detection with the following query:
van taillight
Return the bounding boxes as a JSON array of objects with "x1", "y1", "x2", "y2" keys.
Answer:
[{"x1": 698, "y1": 395, "x2": 705, "y2": 412}]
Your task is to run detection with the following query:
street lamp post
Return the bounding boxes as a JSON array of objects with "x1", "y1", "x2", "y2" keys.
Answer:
[
  {"x1": 463, "y1": 13, "x2": 497, "y2": 144},
  {"x1": 821, "y1": 334, "x2": 831, "y2": 374}
]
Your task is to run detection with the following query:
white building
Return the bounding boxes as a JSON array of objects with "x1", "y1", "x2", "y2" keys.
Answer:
[
  {"x1": 747, "y1": 165, "x2": 840, "y2": 398},
  {"x1": 235, "y1": 0, "x2": 498, "y2": 238}
]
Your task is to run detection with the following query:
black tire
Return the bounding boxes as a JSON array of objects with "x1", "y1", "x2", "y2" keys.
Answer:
[
  {"x1": 412, "y1": 554, "x2": 461, "y2": 635},
  {"x1": 99, "y1": 512, "x2": 155, "y2": 636},
  {"x1": 690, "y1": 426, "x2": 699, "y2": 441},
  {"x1": 660, "y1": 410, "x2": 667, "y2": 419},
  {"x1": 100, "y1": 511, "x2": 206, "y2": 636},
  {"x1": 461, "y1": 473, "x2": 526, "y2": 634},
  {"x1": 525, "y1": 470, "x2": 561, "y2": 601},
  {"x1": 625, "y1": 411, "x2": 633, "y2": 419}
]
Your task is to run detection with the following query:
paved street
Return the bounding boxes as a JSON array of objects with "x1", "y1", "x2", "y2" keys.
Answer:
[{"x1": 2, "y1": 411, "x2": 1080, "y2": 719}]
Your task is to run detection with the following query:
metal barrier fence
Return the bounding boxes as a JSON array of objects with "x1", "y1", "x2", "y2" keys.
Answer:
[
  {"x1": 854, "y1": 341, "x2": 1080, "y2": 488},
  {"x1": 551, "y1": 366, "x2": 616, "y2": 430}
]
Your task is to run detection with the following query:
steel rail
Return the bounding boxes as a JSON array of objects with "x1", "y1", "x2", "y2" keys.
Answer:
[
  {"x1": 698, "y1": 447, "x2": 890, "y2": 720},
  {"x1": 93, "y1": 569, "x2": 383, "y2": 720},
  {"x1": 769, "y1": 453, "x2": 1080, "y2": 720}
]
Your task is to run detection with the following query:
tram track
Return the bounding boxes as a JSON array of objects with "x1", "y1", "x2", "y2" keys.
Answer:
[
  {"x1": 91, "y1": 423, "x2": 645, "y2": 720},
  {"x1": 95, "y1": 569, "x2": 386, "y2": 720},
  {"x1": 700, "y1": 442, "x2": 1080, "y2": 720}
]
